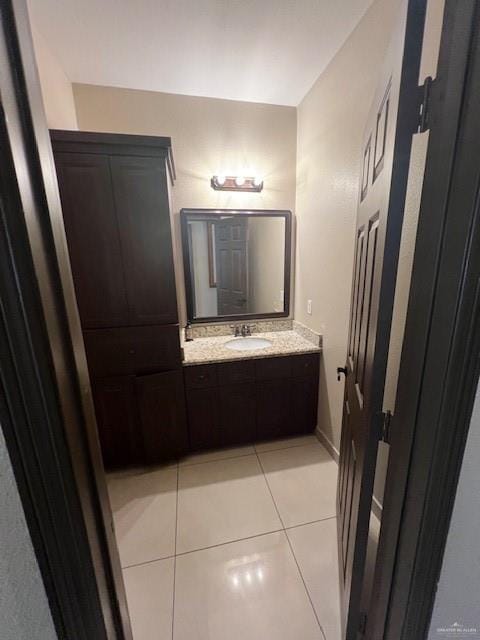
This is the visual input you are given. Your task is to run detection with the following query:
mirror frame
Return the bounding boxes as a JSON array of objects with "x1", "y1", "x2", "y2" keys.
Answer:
[{"x1": 180, "y1": 208, "x2": 292, "y2": 324}]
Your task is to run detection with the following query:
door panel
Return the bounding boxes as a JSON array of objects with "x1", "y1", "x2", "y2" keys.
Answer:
[
  {"x1": 110, "y1": 155, "x2": 178, "y2": 326},
  {"x1": 336, "y1": 2, "x2": 427, "y2": 637},
  {"x1": 54, "y1": 153, "x2": 129, "y2": 328},
  {"x1": 215, "y1": 217, "x2": 248, "y2": 315}
]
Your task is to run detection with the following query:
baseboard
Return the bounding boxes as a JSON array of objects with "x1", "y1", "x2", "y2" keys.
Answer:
[{"x1": 315, "y1": 427, "x2": 340, "y2": 463}]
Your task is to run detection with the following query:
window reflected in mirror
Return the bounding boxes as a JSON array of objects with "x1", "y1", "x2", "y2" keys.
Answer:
[{"x1": 181, "y1": 210, "x2": 291, "y2": 323}]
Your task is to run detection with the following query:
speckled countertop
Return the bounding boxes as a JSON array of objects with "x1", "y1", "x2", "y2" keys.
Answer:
[{"x1": 182, "y1": 330, "x2": 321, "y2": 366}]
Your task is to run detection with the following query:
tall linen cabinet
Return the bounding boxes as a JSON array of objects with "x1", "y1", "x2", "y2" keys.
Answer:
[{"x1": 51, "y1": 131, "x2": 187, "y2": 468}]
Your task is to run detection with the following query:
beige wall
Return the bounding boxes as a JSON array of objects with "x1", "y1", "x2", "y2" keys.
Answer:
[
  {"x1": 248, "y1": 217, "x2": 286, "y2": 314},
  {"x1": 31, "y1": 28, "x2": 77, "y2": 130},
  {"x1": 294, "y1": 0, "x2": 401, "y2": 452},
  {"x1": 73, "y1": 84, "x2": 297, "y2": 325}
]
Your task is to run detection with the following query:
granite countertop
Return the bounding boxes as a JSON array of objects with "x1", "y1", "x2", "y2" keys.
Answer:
[{"x1": 182, "y1": 330, "x2": 321, "y2": 366}]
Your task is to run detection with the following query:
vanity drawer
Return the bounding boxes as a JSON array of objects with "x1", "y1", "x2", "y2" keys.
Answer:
[
  {"x1": 84, "y1": 324, "x2": 181, "y2": 378},
  {"x1": 184, "y1": 364, "x2": 218, "y2": 389},
  {"x1": 255, "y1": 356, "x2": 292, "y2": 380},
  {"x1": 291, "y1": 353, "x2": 319, "y2": 378},
  {"x1": 217, "y1": 360, "x2": 255, "y2": 385}
]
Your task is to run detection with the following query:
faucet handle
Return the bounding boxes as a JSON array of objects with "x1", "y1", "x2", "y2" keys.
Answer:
[{"x1": 230, "y1": 324, "x2": 241, "y2": 337}]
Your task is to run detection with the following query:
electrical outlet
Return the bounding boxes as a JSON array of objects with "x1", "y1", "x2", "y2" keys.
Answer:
[{"x1": 307, "y1": 299, "x2": 312, "y2": 315}]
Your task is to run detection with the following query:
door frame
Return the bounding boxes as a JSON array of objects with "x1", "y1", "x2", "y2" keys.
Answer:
[
  {"x1": 1, "y1": 2, "x2": 479, "y2": 640},
  {"x1": 0, "y1": 0, "x2": 131, "y2": 638},
  {"x1": 368, "y1": 1, "x2": 480, "y2": 638}
]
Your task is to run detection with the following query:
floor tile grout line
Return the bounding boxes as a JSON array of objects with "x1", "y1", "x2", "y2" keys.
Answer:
[
  {"x1": 284, "y1": 515, "x2": 337, "y2": 531},
  {"x1": 255, "y1": 450, "x2": 327, "y2": 640},
  {"x1": 254, "y1": 450, "x2": 286, "y2": 529},
  {"x1": 175, "y1": 527, "x2": 285, "y2": 558},
  {"x1": 176, "y1": 438, "x2": 321, "y2": 469},
  {"x1": 285, "y1": 528, "x2": 328, "y2": 640},
  {"x1": 171, "y1": 461, "x2": 179, "y2": 640},
  {"x1": 178, "y1": 450, "x2": 255, "y2": 468},
  {"x1": 121, "y1": 517, "x2": 337, "y2": 570},
  {"x1": 254, "y1": 439, "x2": 322, "y2": 456}
]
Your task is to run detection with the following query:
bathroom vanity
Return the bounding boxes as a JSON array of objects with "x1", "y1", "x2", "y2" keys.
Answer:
[
  {"x1": 53, "y1": 131, "x2": 321, "y2": 468},
  {"x1": 183, "y1": 346, "x2": 320, "y2": 450}
]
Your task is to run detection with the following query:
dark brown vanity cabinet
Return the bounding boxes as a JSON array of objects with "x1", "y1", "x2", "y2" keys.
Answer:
[
  {"x1": 184, "y1": 354, "x2": 319, "y2": 451},
  {"x1": 52, "y1": 131, "x2": 187, "y2": 467}
]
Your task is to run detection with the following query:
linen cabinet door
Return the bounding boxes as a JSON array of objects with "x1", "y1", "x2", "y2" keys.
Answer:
[
  {"x1": 219, "y1": 383, "x2": 256, "y2": 446},
  {"x1": 54, "y1": 153, "x2": 129, "y2": 328},
  {"x1": 110, "y1": 155, "x2": 178, "y2": 326},
  {"x1": 92, "y1": 376, "x2": 141, "y2": 468},
  {"x1": 135, "y1": 371, "x2": 188, "y2": 463}
]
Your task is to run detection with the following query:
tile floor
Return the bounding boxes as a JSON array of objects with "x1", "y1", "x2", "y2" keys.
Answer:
[{"x1": 108, "y1": 434, "x2": 341, "y2": 640}]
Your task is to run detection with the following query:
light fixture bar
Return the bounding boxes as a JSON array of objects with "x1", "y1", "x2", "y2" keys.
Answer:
[{"x1": 211, "y1": 176, "x2": 263, "y2": 192}]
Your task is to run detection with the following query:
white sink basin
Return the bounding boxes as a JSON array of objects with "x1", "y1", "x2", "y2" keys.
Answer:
[{"x1": 225, "y1": 337, "x2": 273, "y2": 351}]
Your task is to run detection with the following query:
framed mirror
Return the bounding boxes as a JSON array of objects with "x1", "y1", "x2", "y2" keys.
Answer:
[{"x1": 181, "y1": 209, "x2": 292, "y2": 323}]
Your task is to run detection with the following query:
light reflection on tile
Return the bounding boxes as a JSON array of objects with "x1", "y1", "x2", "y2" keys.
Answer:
[{"x1": 173, "y1": 532, "x2": 323, "y2": 640}]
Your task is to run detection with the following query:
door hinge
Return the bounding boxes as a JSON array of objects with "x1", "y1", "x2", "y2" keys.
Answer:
[
  {"x1": 358, "y1": 611, "x2": 368, "y2": 635},
  {"x1": 417, "y1": 76, "x2": 436, "y2": 133},
  {"x1": 380, "y1": 410, "x2": 393, "y2": 444}
]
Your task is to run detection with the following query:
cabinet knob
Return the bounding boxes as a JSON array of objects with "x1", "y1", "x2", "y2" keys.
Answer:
[
  {"x1": 129, "y1": 349, "x2": 136, "y2": 355},
  {"x1": 198, "y1": 374, "x2": 206, "y2": 380}
]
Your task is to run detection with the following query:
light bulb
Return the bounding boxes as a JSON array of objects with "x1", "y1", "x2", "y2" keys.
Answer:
[
  {"x1": 216, "y1": 175, "x2": 226, "y2": 186},
  {"x1": 235, "y1": 176, "x2": 246, "y2": 187}
]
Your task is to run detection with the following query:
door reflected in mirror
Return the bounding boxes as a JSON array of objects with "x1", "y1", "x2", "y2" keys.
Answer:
[{"x1": 181, "y1": 209, "x2": 291, "y2": 322}]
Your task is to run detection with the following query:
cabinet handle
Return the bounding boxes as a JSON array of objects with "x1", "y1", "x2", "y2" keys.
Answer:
[
  {"x1": 197, "y1": 374, "x2": 206, "y2": 380},
  {"x1": 129, "y1": 349, "x2": 136, "y2": 355}
]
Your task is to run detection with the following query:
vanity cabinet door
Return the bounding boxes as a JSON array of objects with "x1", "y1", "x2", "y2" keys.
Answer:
[
  {"x1": 186, "y1": 387, "x2": 221, "y2": 451},
  {"x1": 92, "y1": 376, "x2": 142, "y2": 468},
  {"x1": 291, "y1": 376, "x2": 319, "y2": 434},
  {"x1": 219, "y1": 383, "x2": 256, "y2": 446},
  {"x1": 256, "y1": 379, "x2": 292, "y2": 440},
  {"x1": 135, "y1": 371, "x2": 188, "y2": 463}
]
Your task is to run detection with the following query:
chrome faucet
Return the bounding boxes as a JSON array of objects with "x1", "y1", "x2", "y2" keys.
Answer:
[
  {"x1": 241, "y1": 324, "x2": 253, "y2": 337},
  {"x1": 232, "y1": 324, "x2": 253, "y2": 337}
]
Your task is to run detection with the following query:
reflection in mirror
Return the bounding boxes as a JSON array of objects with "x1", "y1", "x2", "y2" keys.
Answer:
[{"x1": 181, "y1": 210, "x2": 291, "y2": 322}]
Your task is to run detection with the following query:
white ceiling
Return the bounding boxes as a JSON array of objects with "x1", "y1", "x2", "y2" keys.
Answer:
[{"x1": 28, "y1": 0, "x2": 373, "y2": 107}]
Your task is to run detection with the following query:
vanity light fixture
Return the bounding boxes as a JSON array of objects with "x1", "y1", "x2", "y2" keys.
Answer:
[{"x1": 211, "y1": 175, "x2": 264, "y2": 192}]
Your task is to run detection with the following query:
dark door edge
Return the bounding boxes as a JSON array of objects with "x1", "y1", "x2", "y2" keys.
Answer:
[
  {"x1": 368, "y1": 2, "x2": 480, "y2": 638},
  {"x1": 0, "y1": 0, "x2": 131, "y2": 638}
]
